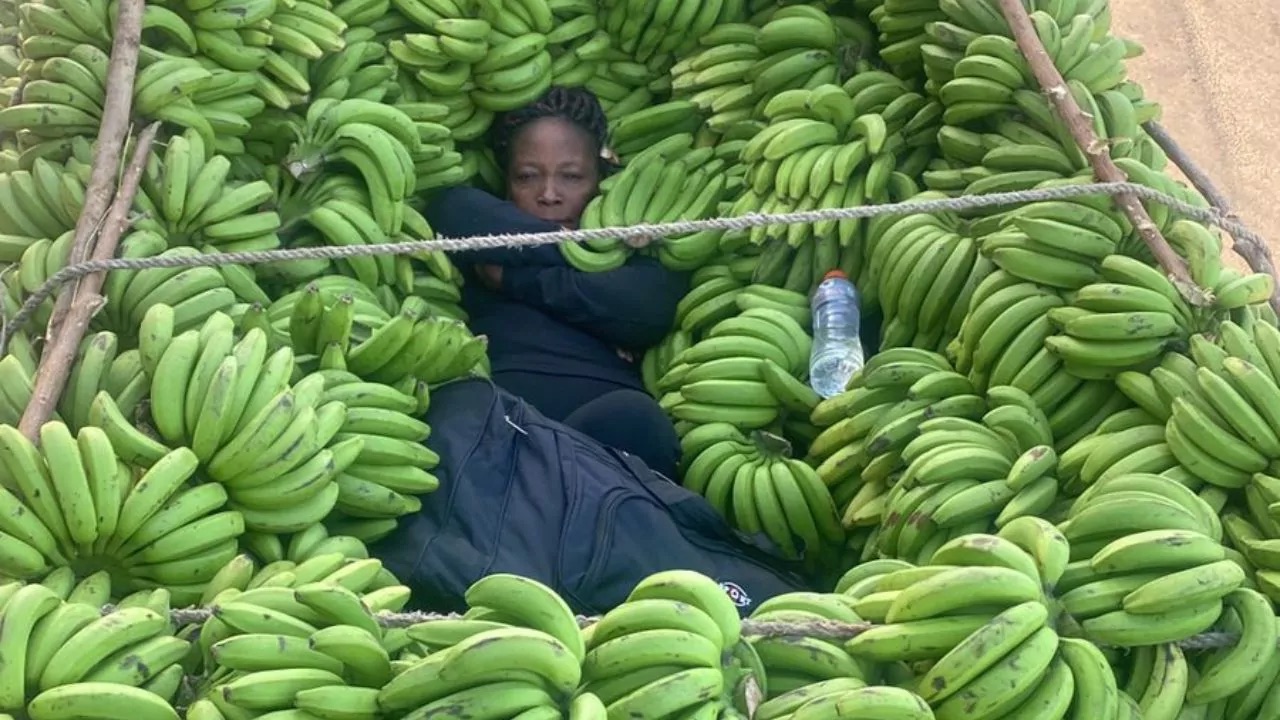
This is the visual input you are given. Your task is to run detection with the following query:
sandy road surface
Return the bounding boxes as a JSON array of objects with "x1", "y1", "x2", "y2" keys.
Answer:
[{"x1": 1110, "y1": 1, "x2": 1280, "y2": 265}]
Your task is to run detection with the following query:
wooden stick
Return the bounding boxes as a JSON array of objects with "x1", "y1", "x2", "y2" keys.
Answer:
[
  {"x1": 1143, "y1": 120, "x2": 1280, "y2": 314},
  {"x1": 994, "y1": 0, "x2": 1208, "y2": 307},
  {"x1": 19, "y1": 0, "x2": 147, "y2": 440},
  {"x1": 18, "y1": 124, "x2": 160, "y2": 439},
  {"x1": 40, "y1": 0, "x2": 146, "y2": 350}
]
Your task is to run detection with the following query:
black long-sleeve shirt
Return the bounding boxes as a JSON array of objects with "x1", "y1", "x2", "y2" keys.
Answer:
[{"x1": 423, "y1": 186, "x2": 690, "y2": 398}]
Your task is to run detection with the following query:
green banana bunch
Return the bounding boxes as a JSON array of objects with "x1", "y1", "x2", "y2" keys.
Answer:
[
  {"x1": 285, "y1": 98, "x2": 423, "y2": 237},
  {"x1": 96, "y1": 233, "x2": 248, "y2": 342},
  {"x1": 606, "y1": 99, "x2": 705, "y2": 162},
  {"x1": 0, "y1": 419, "x2": 244, "y2": 604},
  {"x1": 872, "y1": 385, "x2": 1057, "y2": 561},
  {"x1": 197, "y1": 556, "x2": 408, "y2": 701},
  {"x1": 0, "y1": 351, "x2": 51, "y2": 427},
  {"x1": 0, "y1": 587, "x2": 189, "y2": 716},
  {"x1": 130, "y1": 127, "x2": 283, "y2": 256},
  {"x1": 755, "y1": 682, "x2": 935, "y2": 720},
  {"x1": 1125, "y1": 322, "x2": 1280, "y2": 495},
  {"x1": 601, "y1": 0, "x2": 739, "y2": 66},
  {"x1": 55, "y1": 330, "x2": 150, "y2": 430},
  {"x1": 746, "y1": 590, "x2": 874, "y2": 696},
  {"x1": 862, "y1": 205, "x2": 989, "y2": 353},
  {"x1": 642, "y1": 329, "x2": 693, "y2": 398},
  {"x1": 661, "y1": 300, "x2": 816, "y2": 432},
  {"x1": 570, "y1": 132, "x2": 732, "y2": 276},
  {"x1": 1067, "y1": 528, "x2": 1234, "y2": 647},
  {"x1": 681, "y1": 425, "x2": 843, "y2": 565},
  {"x1": 733, "y1": 70, "x2": 938, "y2": 261},
  {"x1": 0, "y1": 158, "x2": 85, "y2": 243},
  {"x1": 846, "y1": 530, "x2": 1068, "y2": 715},
  {"x1": 319, "y1": 370, "x2": 442, "y2": 525},
  {"x1": 948, "y1": 271, "x2": 1140, "y2": 448},
  {"x1": 570, "y1": 570, "x2": 738, "y2": 716},
  {"x1": 807, "y1": 348, "x2": 988, "y2": 527}
]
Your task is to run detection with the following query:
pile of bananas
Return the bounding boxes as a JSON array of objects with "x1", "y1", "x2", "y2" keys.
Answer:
[
  {"x1": 0, "y1": 582, "x2": 190, "y2": 718},
  {"x1": 680, "y1": 425, "x2": 844, "y2": 566},
  {"x1": 655, "y1": 280, "x2": 820, "y2": 441},
  {"x1": 6, "y1": 0, "x2": 1280, "y2": 715},
  {"x1": 568, "y1": 135, "x2": 734, "y2": 272}
]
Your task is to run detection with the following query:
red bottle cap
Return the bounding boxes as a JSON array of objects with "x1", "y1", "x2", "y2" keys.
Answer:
[{"x1": 822, "y1": 270, "x2": 848, "y2": 281}]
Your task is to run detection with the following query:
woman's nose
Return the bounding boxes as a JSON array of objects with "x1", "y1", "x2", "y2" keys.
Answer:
[{"x1": 537, "y1": 180, "x2": 561, "y2": 204}]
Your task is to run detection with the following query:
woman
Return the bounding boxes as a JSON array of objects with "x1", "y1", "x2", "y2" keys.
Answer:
[
  {"x1": 422, "y1": 86, "x2": 688, "y2": 479},
  {"x1": 370, "y1": 87, "x2": 807, "y2": 616}
]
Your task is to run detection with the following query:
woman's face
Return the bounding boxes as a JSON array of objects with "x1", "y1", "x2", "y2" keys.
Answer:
[{"x1": 505, "y1": 117, "x2": 600, "y2": 229}]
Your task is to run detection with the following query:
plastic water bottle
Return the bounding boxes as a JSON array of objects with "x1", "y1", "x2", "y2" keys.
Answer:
[{"x1": 808, "y1": 270, "x2": 864, "y2": 399}]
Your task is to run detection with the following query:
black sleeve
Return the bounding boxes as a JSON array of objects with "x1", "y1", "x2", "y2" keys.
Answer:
[
  {"x1": 421, "y1": 186, "x2": 568, "y2": 268},
  {"x1": 500, "y1": 255, "x2": 690, "y2": 351}
]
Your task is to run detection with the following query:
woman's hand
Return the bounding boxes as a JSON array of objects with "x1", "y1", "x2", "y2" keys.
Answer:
[{"x1": 476, "y1": 264, "x2": 503, "y2": 290}]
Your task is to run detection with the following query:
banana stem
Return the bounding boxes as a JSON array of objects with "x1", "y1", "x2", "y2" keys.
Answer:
[
  {"x1": 994, "y1": 0, "x2": 1210, "y2": 308},
  {"x1": 18, "y1": 123, "x2": 160, "y2": 440},
  {"x1": 1142, "y1": 120, "x2": 1280, "y2": 314}
]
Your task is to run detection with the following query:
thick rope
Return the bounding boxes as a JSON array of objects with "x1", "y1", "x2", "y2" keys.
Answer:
[
  {"x1": 156, "y1": 605, "x2": 1254, "y2": 651},
  {"x1": 0, "y1": 181, "x2": 1263, "y2": 353}
]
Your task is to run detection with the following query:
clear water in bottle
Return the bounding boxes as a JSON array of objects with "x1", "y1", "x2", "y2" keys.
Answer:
[{"x1": 808, "y1": 270, "x2": 865, "y2": 399}]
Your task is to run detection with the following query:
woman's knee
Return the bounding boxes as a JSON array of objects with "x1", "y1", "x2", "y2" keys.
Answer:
[{"x1": 565, "y1": 390, "x2": 680, "y2": 476}]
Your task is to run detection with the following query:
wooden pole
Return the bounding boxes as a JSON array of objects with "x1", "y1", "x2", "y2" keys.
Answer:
[
  {"x1": 19, "y1": 123, "x2": 159, "y2": 439},
  {"x1": 994, "y1": 0, "x2": 1209, "y2": 307}
]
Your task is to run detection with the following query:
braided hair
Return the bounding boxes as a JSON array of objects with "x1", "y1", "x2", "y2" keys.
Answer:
[{"x1": 489, "y1": 86, "x2": 618, "y2": 175}]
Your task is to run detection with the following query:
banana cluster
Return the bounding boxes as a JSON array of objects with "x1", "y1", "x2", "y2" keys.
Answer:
[
  {"x1": 843, "y1": 532, "x2": 1078, "y2": 717},
  {"x1": 567, "y1": 137, "x2": 732, "y2": 272},
  {"x1": 0, "y1": 584, "x2": 188, "y2": 716},
  {"x1": 729, "y1": 72, "x2": 938, "y2": 266},
  {"x1": 283, "y1": 98, "x2": 426, "y2": 237},
  {"x1": 869, "y1": 386, "x2": 1060, "y2": 562},
  {"x1": 283, "y1": 281, "x2": 484, "y2": 391},
  {"x1": 0, "y1": 352, "x2": 41, "y2": 426},
  {"x1": 95, "y1": 232, "x2": 264, "y2": 344},
  {"x1": 542, "y1": 2, "x2": 663, "y2": 124},
  {"x1": 1056, "y1": 475, "x2": 1230, "y2": 608},
  {"x1": 948, "y1": 271, "x2": 1132, "y2": 448},
  {"x1": 746, "y1": 591, "x2": 875, "y2": 695},
  {"x1": 681, "y1": 424, "x2": 843, "y2": 563},
  {"x1": 640, "y1": 329, "x2": 693, "y2": 400},
  {"x1": 44, "y1": 331, "x2": 144, "y2": 435},
  {"x1": 1055, "y1": 415, "x2": 1182, "y2": 495},
  {"x1": 861, "y1": 207, "x2": 985, "y2": 352},
  {"x1": 133, "y1": 308, "x2": 440, "y2": 537},
  {"x1": 657, "y1": 291, "x2": 814, "y2": 431},
  {"x1": 1119, "y1": 322, "x2": 1280, "y2": 492},
  {"x1": 671, "y1": 275, "x2": 811, "y2": 340},
  {"x1": 380, "y1": 600, "x2": 581, "y2": 716},
  {"x1": 755, "y1": 679, "x2": 935, "y2": 720},
  {"x1": 0, "y1": 421, "x2": 245, "y2": 601},
  {"x1": 0, "y1": 157, "x2": 86, "y2": 248},
  {"x1": 194, "y1": 557, "x2": 406, "y2": 713},
  {"x1": 805, "y1": 350, "x2": 987, "y2": 549},
  {"x1": 575, "y1": 570, "x2": 742, "y2": 717},
  {"x1": 1066, "y1": 529, "x2": 1236, "y2": 646},
  {"x1": 1226, "y1": 501, "x2": 1280, "y2": 605}
]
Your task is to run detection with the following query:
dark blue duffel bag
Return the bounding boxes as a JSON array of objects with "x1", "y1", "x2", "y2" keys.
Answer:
[{"x1": 370, "y1": 378, "x2": 809, "y2": 616}]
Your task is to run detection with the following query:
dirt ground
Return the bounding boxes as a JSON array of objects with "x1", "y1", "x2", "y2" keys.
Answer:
[{"x1": 1110, "y1": 1, "x2": 1280, "y2": 268}]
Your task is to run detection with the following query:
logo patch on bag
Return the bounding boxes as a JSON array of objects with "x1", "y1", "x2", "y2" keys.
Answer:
[{"x1": 719, "y1": 581, "x2": 752, "y2": 608}]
